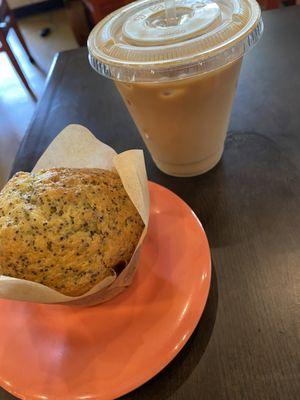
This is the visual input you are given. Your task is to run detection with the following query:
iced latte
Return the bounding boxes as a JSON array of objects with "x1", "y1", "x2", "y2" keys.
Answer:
[{"x1": 88, "y1": 0, "x2": 263, "y2": 176}]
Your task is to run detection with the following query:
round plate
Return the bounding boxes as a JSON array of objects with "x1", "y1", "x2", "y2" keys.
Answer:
[{"x1": 0, "y1": 182, "x2": 211, "y2": 400}]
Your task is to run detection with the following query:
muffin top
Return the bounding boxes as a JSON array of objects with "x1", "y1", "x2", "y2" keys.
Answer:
[{"x1": 0, "y1": 168, "x2": 144, "y2": 296}]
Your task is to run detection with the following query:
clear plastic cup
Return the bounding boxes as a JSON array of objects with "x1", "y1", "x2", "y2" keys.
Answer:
[{"x1": 88, "y1": 0, "x2": 263, "y2": 177}]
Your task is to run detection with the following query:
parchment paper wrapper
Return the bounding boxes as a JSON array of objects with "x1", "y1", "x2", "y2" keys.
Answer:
[{"x1": 0, "y1": 125, "x2": 149, "y2": 306}]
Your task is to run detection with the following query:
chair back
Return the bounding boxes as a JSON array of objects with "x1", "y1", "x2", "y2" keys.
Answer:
[
  {"x1": 83, "y1": 0, "x2": 132, "y2": 25},
  {"x1": 0, "y1": 0, "x2": 10, "y2": 23}
]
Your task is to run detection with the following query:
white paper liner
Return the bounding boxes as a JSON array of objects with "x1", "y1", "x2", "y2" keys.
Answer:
[{"x1": 0, "y1": 124, "x2": 149, "y2": 305}]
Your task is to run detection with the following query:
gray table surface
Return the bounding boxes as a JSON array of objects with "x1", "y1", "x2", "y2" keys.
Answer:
[{"x1": 1, "y1": 5, "x2": 300, "y2": 400}]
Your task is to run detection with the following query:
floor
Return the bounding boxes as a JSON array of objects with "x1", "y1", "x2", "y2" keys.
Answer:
[{"x1": 0, "y1": 7, "x2": 78, "y2": 189}]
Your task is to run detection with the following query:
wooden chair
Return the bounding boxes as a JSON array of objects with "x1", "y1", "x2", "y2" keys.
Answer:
[
  {"x1": 0, "y1": 0, "x2": 36, "y2": 100},
  {"x1": 66, "y1": 0, "x2": 133, "y2": 46},
  {"x1": 258, "y1": 0, "x2": 281, "y2": 8},
  {"x1": 82, "y1": 0, "x2": 132, "y2": 25},
  {"x1": 258, "y1": 0, "x2": 296, "y2": 9}
]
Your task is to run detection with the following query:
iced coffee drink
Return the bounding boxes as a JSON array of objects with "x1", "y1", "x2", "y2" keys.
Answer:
[{"x1": 88, "y1": 0, "x2": 263, "y2": 176}]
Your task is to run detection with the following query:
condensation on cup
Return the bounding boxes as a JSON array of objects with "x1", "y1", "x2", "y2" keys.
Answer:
[{"x1": 88, "y1": 0, "x2": 263, "y2": 177}]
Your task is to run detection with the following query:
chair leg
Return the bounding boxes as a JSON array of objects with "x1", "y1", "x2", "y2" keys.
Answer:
[
  {"x1": 11, "y1": 15, "x2": 35, "y2": 64},
  {"x1": 65, "y1": 0, "x2": 90, "y2": 46},
  {"x1": 0, "y1": 33, "x2": 37, "y2": 101}
]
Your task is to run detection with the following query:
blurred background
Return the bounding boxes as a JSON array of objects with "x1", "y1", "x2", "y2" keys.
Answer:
[{"x1": 0, "y1": 0, "x2": 299, "y2": 188}]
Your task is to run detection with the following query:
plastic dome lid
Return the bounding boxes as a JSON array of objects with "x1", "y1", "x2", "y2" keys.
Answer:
[{"x1": 88, "y1": 0, "x2": 263, "y2": 82}]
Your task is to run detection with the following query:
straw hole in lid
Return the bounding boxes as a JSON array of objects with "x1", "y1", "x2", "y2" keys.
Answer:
[{"x1": 103, "y1": 38, "x2": 115, "y2": 51}]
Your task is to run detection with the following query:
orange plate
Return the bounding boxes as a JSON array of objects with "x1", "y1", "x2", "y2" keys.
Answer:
[{"x1": 0, "y1": 182, "x2": 211, "y2": 400}]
